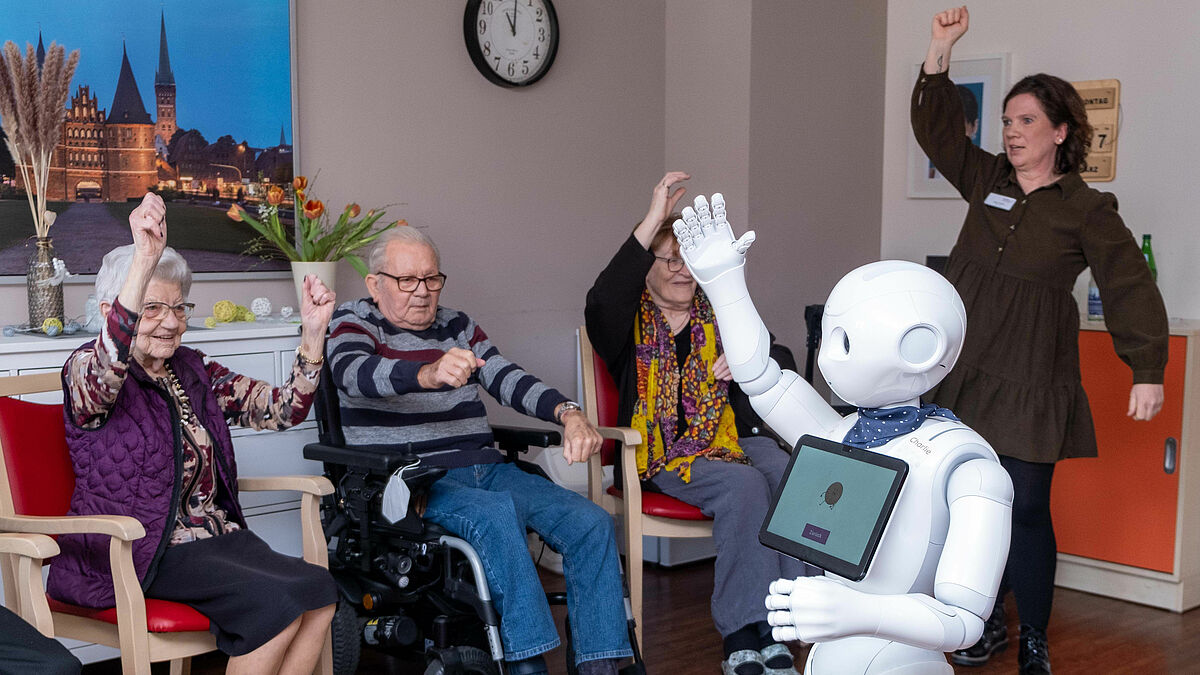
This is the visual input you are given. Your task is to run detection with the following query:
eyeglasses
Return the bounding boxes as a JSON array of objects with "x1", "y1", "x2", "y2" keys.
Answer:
[
  {"x1": 377, "y1": 272, "x2": 447, "y2": 292},
  {"x1": 654, "y1": 256, "x2": 685, "y2": 272},
  {"x1": 141, "y1": 302, "x2": 195, "y2": 321}
]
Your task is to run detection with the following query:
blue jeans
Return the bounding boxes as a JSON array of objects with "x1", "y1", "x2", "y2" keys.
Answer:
[{"x1": 424, "y1": 462, "x2": 632, "y2": 664}]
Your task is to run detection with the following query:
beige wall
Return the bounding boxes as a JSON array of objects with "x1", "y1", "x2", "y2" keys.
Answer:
[
  {"x1": 662, "y1": 0, "x2": 887, "y2": 369},
  {"x1": 302, "y1": 0, "x2": 668, "y2": 414},
  {"x1": 881, "y1": 0, "x2": 1200, "y2": 319},
  {"x1": 749, "y1": 0, "x2": 887, "y2": 354}
]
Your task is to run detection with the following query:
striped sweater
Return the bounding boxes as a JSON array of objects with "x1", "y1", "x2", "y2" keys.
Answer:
[{"x1": 327, "y1": 299, "x2": 568, "y2": 468}]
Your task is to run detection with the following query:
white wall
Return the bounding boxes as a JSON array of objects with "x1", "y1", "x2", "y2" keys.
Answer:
[{"x1": 882, "y1": 0, "x2": 1200, "y2": 319}]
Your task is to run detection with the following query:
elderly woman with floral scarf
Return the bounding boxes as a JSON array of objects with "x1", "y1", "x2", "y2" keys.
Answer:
[{"x1": 585, "y1": 172, "x2": 818, "y2": 675}]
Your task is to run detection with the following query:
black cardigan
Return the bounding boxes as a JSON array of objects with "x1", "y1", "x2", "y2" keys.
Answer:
[{"x1": 584, "y1": 234, "x2": 794, "y2": 447}]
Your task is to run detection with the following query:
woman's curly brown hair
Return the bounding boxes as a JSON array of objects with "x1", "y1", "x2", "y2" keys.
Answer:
[{"x1": 1004, "y1": 73, "x2": 1093, "y2": 175}]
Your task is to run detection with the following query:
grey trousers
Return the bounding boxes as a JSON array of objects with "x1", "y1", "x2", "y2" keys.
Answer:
[{"x1": 650, "y1": 436, "x2": 821, "y2": 637}]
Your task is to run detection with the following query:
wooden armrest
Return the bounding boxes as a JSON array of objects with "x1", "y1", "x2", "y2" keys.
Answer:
[
  {"x1": 0, "y1": 533, "x2": 60, "y2": 559},
  {"x1": 597, "y1": 425, "x2": 642, "y2": 446},
  {"x1": 239, "y1": 475, "x2": 334, "y2": 496},
  {"x1": 0, "y1": 514, "x2": 145, "y2": 541}
]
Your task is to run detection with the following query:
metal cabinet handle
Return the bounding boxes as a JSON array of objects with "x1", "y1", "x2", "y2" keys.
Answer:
[{"x1": 1164, "y1": 437, "x2": 1178, "y2": 475}]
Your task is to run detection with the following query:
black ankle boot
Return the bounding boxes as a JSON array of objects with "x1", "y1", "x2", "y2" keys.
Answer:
[
  {"x1": 949, "y1": 599, "x2": 1008, "y2": 666},
  {"x1": 1017, "y1": 624, "x2": 1051, "y2": 675}
]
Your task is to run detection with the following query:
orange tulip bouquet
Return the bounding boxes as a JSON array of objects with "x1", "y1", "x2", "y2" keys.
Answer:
[{"x1": 227, "y1": 176, "x2": 403, "y2": 276}]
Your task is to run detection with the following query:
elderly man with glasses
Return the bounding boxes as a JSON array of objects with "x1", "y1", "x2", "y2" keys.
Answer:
[{"x1": 326, "y1": 227, "x2": 632, "y2": 675}]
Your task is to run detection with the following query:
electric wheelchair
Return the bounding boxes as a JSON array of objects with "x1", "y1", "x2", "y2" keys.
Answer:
[{"x1": 303, "y1": 362, "x2": 645, "y2": 675}]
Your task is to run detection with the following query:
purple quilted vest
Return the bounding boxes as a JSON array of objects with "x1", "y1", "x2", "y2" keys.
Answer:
[{"x1": 47, "y1": 345, "x2": 245, "y2": 608}]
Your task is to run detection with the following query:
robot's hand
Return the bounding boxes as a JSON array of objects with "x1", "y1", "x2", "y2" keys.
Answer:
[
  {"x1": 673, "y1": 194, "x2": 756, "y2": 285},
  {"x1": 765, "y1": 576, "x2": 880, "y2": 643}
]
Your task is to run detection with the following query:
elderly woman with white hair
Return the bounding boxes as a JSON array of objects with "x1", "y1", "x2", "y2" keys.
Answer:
[{"x1": 47, "y1": 193, "x2": 339, "y2": 675}]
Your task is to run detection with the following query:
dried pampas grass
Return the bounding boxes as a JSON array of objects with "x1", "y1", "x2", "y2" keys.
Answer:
[{"x1": 0, "y1": 40, "x2": 79, "y2": 238}]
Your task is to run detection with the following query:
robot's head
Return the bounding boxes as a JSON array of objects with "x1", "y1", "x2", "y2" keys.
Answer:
[{"x1": 817, "y1": 260, "x2": 966, "y2": 409}]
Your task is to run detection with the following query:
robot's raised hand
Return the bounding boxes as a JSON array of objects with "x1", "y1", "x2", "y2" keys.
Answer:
[
  {"x1": 765, "y1": 576, "x2": 879, "y2": 643},
  {"x1": 673, "y1": 193, "x2": 756, "y2": 285}
]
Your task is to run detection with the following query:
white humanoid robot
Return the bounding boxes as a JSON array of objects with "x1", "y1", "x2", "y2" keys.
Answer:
[{"x1": 673, "y1": 194, "x2": 1013, "y2": 675}]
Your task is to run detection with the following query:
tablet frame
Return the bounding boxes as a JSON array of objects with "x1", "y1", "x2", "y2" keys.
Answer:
[{"x1": 758, "y1": 434, "x2": 909, "y2": 581}]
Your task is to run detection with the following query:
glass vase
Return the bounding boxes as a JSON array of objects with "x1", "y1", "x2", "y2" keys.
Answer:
[{"x1": 27, "y1": 237, "x2": 64, "y2": 329}]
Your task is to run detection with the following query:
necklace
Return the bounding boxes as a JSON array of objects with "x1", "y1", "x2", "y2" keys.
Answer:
[{"x1": 161, "y1": 363, "x2": 195, "y2": 421}]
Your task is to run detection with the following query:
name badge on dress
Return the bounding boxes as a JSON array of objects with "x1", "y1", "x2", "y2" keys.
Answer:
[{"x1": 984, "y1": 192, "x2": 1017, "y2": 211}]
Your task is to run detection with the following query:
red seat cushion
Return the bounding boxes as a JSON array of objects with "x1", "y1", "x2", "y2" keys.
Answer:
[
  {"x1": 48, "y1": 597, "x2": 211, "y2": 633},
  {"x1": 606, "y1": 485, "x2": 711, "y2": 521}
]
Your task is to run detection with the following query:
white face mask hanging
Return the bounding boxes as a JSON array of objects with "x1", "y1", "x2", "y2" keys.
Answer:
[{"x1": 381, "y1": 459, "x2": 419, "y2": 524}]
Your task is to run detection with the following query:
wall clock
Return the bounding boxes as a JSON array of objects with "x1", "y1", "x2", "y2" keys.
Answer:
[{"x1": 464, "y1": 0, "x2": 559, "y2": 87}]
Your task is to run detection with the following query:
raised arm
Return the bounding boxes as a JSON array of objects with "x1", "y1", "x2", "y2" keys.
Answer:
[
  {"x1": 585, "y1": 171, "x2": 691, "y2": 367},
  {"x1": 923, "y1": 6, "x2": 969, "y2": 75},
  {"x1": 912, "y1": 7, "x2": 998, "y2": 197},
  {"x1": 674, "y1": 194, "x2": 843, "y2": 446},
  {"x1": 64, "y1": 194, "x2": 166, "y2": 427}
]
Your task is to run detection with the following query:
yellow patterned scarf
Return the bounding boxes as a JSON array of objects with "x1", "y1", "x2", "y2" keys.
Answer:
[{"x1": 631, "y1": 289, "x2": 745, "y2": 482}]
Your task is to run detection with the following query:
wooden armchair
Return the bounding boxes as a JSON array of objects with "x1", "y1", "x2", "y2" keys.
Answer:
[
  {"x1": 0, "y1": 372, "x2": 334, "y2": 675},
  {"x1": 579, "y1": 328, "x2": 715, "y2": 647},
  {"x1": 0, "y1": 532, "x2": 60, "y2": 637}
]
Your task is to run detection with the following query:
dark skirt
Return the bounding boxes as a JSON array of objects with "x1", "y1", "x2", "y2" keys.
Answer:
[
  {"x1": 928, "y1": 255, "x2": 1096, "y2": 463},
  {"x1": 145, "y1": 529, "x2": 337, "y2": 656}
]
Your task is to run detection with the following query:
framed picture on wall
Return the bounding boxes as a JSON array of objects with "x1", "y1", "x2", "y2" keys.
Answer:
[
  {"x1": 0, "y1": 0, "x2": 297, "y2": 278},
  {"x1": 907, "y1": 53, "x2": 1010, "y2": 199}
]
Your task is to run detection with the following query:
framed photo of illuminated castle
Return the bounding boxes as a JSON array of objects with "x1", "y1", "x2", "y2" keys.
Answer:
[{"x1": 0, "y1": 0, "x2": 296, "y2": 277}]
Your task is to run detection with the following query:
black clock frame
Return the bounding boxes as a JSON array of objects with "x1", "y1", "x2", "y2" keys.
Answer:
[{"x1": 463, "y1": 0, "x2": 559, "y2": 88}]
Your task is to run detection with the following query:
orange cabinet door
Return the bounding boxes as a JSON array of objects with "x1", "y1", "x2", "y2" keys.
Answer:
[{"x1": 1050, "y1": 333, "x2": 1186, "y2": 573}]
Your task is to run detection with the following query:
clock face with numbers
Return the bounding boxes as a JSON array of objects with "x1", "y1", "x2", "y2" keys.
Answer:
[{"x1": 464, "y1": 0, "x2": 559, "y2": 87}]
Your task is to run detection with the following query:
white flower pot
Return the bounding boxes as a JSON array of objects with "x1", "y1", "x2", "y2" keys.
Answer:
[{"x1": 291, "y1": 261, "x2": 338, "y2": 307}]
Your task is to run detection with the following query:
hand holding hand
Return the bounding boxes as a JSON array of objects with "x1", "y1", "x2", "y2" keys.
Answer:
[
  {"x1": 129, "y1": 192, "x2": 167, "y2": 262},
  {"x1": 1127, "y1": 383, "x2": 1164, "y2": 421},
  {"x1": 560, "y1": 410, "x2": 602, "y2": 465},
  {"x1": 765, "y1": 575, "x2": 877, "y2": 644},
  {"x1": 673, "y1": 194, "x2": 756, "y2": 285},
  {"x1": 931, "y1": 6, "x2": 969, "y2": 45},
  {"x1": 419, "y1": 347, "x2": 485, "y2": 390}
]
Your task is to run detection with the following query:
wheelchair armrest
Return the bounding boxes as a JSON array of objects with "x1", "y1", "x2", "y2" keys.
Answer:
[
  {"x1": 303, "y1": 441, "x2": 418, "y2": 474},
  {"x1": 493, "y1": 425, "x2": 561, "y2": 452}
]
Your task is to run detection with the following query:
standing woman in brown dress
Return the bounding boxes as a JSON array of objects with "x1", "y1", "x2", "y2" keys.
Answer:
[{"x1": 911, "y1": 6, "x2": 1167, "y2": 675}]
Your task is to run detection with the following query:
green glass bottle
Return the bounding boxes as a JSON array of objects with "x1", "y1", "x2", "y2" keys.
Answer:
[{"x1": 1142, "y1": 234, "x2": 1157, "y2": 282}]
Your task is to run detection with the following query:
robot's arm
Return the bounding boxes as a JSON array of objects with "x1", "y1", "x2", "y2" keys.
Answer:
[
  {"x1": 766, "y1": 457, "x2": 1013, "y2": 651},
  {"x1": 766, "y1": 577, "x2": 983, "y2": 651},
  {"x1": 674, "y1": 195, "x2": 843, "y2": 445},
  {"x1": 933, "y1": 457, "x2": 1014, "y2": 634}
]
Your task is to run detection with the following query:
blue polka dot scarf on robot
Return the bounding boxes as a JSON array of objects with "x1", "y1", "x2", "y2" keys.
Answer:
[{"x1": 843, "y1": 404, "x2": 960, "y2": 449}]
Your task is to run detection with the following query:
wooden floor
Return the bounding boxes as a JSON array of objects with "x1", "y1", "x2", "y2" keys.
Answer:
[{"x1": 83, "y1": 559, "x2": 1200, "y2": 674}]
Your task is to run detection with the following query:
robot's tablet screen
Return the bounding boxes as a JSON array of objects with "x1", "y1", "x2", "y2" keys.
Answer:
[{"x1": 759, "y1": 434, "x2": 908, "y2": 581}]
